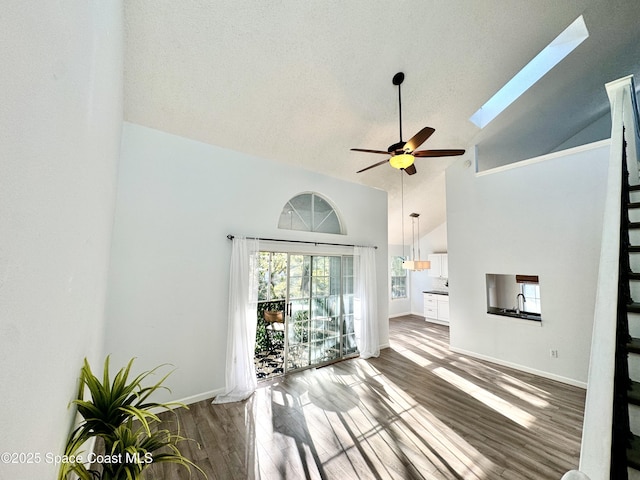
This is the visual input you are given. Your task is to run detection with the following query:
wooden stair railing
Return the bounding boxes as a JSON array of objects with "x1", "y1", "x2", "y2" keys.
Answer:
[
  {"x1": 611, "y1": 135, "x2": 632, "y2": 479},
  {"x1": 568, "y1": 76, "x2": 640, "y2": 480}
]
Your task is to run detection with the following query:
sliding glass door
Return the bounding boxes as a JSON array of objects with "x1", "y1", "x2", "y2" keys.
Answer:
[
  {"x1": 258, "y1": 251, "x2": 357, "y2": 376},
  {"x1": 341, "y1": 255, "x2": 358, "y2": 357},
  {"x1": 287, "y1": 254, "x2": 312, "y2": 370}
]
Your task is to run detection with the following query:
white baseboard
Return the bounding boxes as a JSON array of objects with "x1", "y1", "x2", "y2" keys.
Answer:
[
  {"x1": 424, "y1": 318, "x2": 449, "y2": 326},
  {"x1": 149, "y1": 388, "x2": 224, "y2": 414},
  {"x1": 389, "y1": 312, "x2": 429, "y2": 319},
  {"x1": 175, "y1": 388, "x2": 224, "y2": 406},
  {"x1": 448, "y1": 346, "x2": 587, "y2": 389}
]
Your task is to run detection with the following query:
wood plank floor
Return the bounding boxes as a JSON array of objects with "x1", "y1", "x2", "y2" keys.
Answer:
[{"x1": 146, "y1": 315, "x2": 585, "y2": 479}]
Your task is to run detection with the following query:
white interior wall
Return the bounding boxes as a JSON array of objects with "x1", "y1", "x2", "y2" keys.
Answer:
[
  {"x1": 551, "y1": 112, "x2": 612, "y2": 153},
  {"x1": 446, "y1": 141, "x2": 610, "y2": 385},
  {"x1": 105, "y1": 123, "x2": 389, "y2": 404},
  {"x1": 0, "y1": 2, "x2": 122, "y2": 478}
]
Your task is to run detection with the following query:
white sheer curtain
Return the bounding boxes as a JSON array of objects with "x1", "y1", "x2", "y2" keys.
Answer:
[
  {"x1": 212, "y1": 236, "x2": 259, "y2": 404},
  {"x1": 354, "y1": 246, "x2": 379, "y2": 359}
]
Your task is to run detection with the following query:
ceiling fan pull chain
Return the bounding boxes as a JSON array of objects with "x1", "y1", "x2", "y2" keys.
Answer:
[
  {"x1": 417, "y1": 215, "x2": 422, "y2": 260},
  {"x1": 411, "y1": 212, "x2": 416, "y2": 261},
  {"x1": 401, "y1": 170, "x2": 405, "y2": 259}
]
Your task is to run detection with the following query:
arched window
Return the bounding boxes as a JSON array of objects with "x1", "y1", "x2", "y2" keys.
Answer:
[{"x1": 278, "y1": 193, "x2": 344, "y2": 234}]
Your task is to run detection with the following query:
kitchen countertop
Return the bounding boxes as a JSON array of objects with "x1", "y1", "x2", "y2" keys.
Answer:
[
  {"x1": 487, "y1": 306, "x2": 541, "y2": 322},
  {"x1": 423, "y1": 290, "x2": 449, "y2": 296}
]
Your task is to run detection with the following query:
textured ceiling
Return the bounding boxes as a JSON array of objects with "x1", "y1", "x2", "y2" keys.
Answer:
[{"x1": 123, "y1": 0, "x2": 640, "y2": 245}]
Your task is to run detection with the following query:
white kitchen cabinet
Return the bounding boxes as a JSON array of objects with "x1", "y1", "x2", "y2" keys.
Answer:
[
  {"x1": 423, "y1": 292, "x2": 449, "y2": 325},
  {"x1": 428, "y1": 253, "x2": 448, "y2": 278},
  {"x1": 441, "y1": 255, "x2": 448, "y2": 278}
]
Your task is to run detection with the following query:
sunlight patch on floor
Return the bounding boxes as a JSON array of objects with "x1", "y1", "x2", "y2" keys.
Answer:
[
  {"x1": 414, "y1": 342, "x2": 448, "y2": 359},
  {"x1": 500, "y1": 382, "x2": 550, "y2": 408},
  {"x1": 454, "y1": 356, "x2": 552, "y2": 397},
  {"x1": 327, "y1": 362, "x2": 497, "y2": 480},
  {"x1": 377, "y1": 346, "x2": 538, "y2": 429},
  {"x1": 432, "y1": 366, "x2": 536, "y2": 428},
  {"x1": 252, "y1": 334, "x2": 569, "y2": 479},
  {"x1": 396, "y1": 348, "x2": 433, "y2": 367}
]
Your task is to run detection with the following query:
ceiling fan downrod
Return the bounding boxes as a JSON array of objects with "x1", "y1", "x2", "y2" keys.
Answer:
[{"x1": 393, "y1": 72, "x2": 405, "y2": 144}]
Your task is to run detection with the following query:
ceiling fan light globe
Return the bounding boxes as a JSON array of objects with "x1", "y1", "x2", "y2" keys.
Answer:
[{"x1": 390, "y1": 154, "x2": 414, "y2": 170}]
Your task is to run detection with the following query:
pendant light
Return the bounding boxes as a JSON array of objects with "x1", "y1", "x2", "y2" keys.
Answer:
[{"x1": 403, "y1": 212, "x2": 431, "y2": 271}]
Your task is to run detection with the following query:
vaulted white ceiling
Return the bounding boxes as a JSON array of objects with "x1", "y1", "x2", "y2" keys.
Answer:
[{"x1": 123, "y1": 1, "x2": 640, "y2": 245}]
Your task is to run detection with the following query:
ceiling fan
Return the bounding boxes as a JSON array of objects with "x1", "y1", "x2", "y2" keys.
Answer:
[{"x1": 352, "y1": 72, "x2": 465, "y2": 175}]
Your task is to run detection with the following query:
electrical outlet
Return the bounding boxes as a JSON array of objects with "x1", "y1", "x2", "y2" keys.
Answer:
[{"x1": 550, "y1": 349, "x2": 559, "y2": 358}]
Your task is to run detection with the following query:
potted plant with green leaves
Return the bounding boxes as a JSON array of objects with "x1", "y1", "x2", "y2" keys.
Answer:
[{"x1": 58, "y1": 356, "x2": 206, "y2": 480}]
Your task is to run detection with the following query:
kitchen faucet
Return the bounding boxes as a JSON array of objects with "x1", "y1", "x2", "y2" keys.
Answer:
[{"x1": 516, "y1": 293, "x2": 526, "y2": 314}]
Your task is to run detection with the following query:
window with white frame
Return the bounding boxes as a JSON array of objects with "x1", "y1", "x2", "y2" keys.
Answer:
[
  {"x1": 277, "y1": 192, "x2": 344, "y2": 234},
  {"x1": 390, "y1": 256, "x2": 407, "y2": 299},
  {"x1": 520, "y1": 282, "x2": 542, "y2": 314}
]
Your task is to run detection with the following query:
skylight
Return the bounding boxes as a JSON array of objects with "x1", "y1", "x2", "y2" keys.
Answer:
[{"x1": 470, "y1": 15, "x2": 589, "y2": 129}]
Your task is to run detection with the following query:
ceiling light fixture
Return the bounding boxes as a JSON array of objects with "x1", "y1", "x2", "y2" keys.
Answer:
[
  {"x1": 390, "y1": 153, "x2": 415, "y2": 170},
  {"x1": 352, "y1": 72, "x2": 464, "y2": 175}
]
